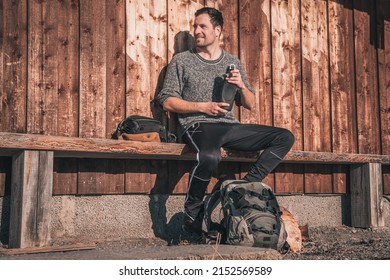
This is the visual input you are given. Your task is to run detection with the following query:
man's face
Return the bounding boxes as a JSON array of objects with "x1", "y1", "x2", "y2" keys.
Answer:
[{"x1": 193, "y1": 13, "x2": 221, "y2": 48}]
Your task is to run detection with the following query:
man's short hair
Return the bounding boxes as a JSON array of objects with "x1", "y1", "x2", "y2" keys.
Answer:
[{"x1": 195, "y1": 7, "x2": 223, "y2": 29}]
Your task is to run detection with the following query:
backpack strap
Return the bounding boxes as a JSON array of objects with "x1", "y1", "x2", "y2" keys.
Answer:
[{"x1": 201, "y1": 188, "x2": 221, "y2": 234}]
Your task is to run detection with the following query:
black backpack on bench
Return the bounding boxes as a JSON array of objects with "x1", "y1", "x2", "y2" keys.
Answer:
[{"x1": 112, "y1": 115, "x2": 176, "y2": 143}]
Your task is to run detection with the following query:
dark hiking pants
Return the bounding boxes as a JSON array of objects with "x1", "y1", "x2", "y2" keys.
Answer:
[{"x1": 182, "y1": 122, "x2": 295, "y2": 221}]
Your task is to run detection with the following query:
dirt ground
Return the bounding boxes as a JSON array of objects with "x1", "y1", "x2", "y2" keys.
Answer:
[
  {"x1": 282, "y1": 225, "x2": 390, "y2": 260},
  {"x1": 1, "y1": 225, "x2": 389, "y2": 260}
]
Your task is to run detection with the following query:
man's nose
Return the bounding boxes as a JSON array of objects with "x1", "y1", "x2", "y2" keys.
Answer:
[{"x1": 194, "y1": 26, "x2": 201, "y2": 35}]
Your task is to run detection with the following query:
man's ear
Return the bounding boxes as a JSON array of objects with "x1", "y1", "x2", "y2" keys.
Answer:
[{"x1": 215, "y1": 25, "x2": 222, "y2": 37}]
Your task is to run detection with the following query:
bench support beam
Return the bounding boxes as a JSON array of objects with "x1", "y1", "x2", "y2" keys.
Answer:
[
  {"x1": 350, "y1": 163, "x2": 384, "y2": 228},
  {"x1": 9, "y1": 150, "x2": 53, "y2": 248}
]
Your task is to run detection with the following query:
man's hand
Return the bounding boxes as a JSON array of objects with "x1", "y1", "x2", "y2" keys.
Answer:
[
  {"x1": 225, "y1": 69, "x2": 245, "y2": 89},
  {"x1": 225, "y1": 69, "x2": 255, "y2": 110},
  {"x1": 200, "y1": 102, "x2": 230, "y2": 116}
]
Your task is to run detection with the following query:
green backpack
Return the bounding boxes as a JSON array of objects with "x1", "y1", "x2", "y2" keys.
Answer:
[{"x1": 202, "y1": 180, "x2": 289, "y2": 253}]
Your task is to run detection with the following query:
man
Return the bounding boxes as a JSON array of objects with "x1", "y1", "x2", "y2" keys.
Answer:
[{"x1": 156, "y1": 7, "x2": 294, "y2": 234}]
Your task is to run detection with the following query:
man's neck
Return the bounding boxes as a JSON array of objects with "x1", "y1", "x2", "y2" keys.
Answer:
[{"x1": 195, "y1": 45, "x2": 223, "y2": 61}]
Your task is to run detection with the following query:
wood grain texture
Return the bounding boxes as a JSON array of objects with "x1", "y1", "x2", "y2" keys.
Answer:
[
  {"x1": 0, "y1": 243, "x2": 96, "y2": 255},
  {"x1": 9, "y1": 151, "x2": 53, "y2": 248},
  {"x1": 53, "y1": 158, "x2": 78, "y2": 195},
  {"x1": 329, "y1": 0, "x2": 357, "y2": 154},
  {"x1": 383, "y1": 166, "x2": 390, "y2": 195},
  {"x1": 328, "y1": 0, "x2": 356, "y2": 194},
  {"x1": 1, "y1": 0, "x2": 27, "y2": 133},
  {"x1": 271, "y1": 0, "x2": 302, "y2": 143},
  {"x1": 125, "y1": 0, "x2": 167, "y2": 195},
  {"x1": 126, "y1": 0, "x2": 152, "y2": 116},
  {"x1": 301, "y1": 0, "x2": 331, "y2": 152},
  {"x1": 376, "y1": 0, "x2": 390, "y2": 195},
  {"x1": 1, "y1": 132, "x2": 389, "y2": 164},
  {"x1": 354, "y1": 0, "x2": 381, "y2": 155},
  {"x1": 77, "y1": 159, "x2": 124, "y2": 195},
  {"x1": 106, "y1": 0, "x2": 125, "y2": 138},
  {"x1": 167, "y1": 0, "x2": 203, "y2": 60},
  {"x1": 80, "y1": 0, "x2": 106, "y2": 138},
  {"x1": 271, "y1": 0, "x2": 303, "y2": 193},
  {"x1": 56, "y1": 0, "x2": 79, "y2": 138},
  {"x1": 238, "y1": 0, "x2": 261, "y2": 125},
  {"x1": 79, "y1": 0, "x2": 125, "y2": 194},
  {"x1": 301, "y1": 0, "x2": 332, "y2": 193},
  {"x1": 149, "y1": 0, "x2": 168, "y2": 123},
  {"x1": 258, "y1": 0, "x2": 273, "y2": 127},
  {"x1": 27, "y1": 0, "x2": 58, "y2": 134},
  {"x1": 350, "y1": 163, "x2": 384, "y2": 228},
  {"x1": 125, "y1": 159, "x2": 167, "y2": 193},
  {"x1": 0, "y1": 1, "x2": 388, "y2": 196},
  {"x1": 53, "y1": 0, "x2": 80, "y2": 196}
]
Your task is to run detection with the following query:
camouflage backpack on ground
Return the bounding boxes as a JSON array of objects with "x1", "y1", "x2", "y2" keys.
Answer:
[{"x1": 202, "y1": 180, "x2": 290, "y2": 253}]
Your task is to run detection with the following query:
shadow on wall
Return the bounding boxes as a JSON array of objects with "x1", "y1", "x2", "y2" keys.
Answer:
[
  {"x1": 0, "y1": 197, "x2": 10, "y2": 245},
  {"x1": 0, "y1": 157, "x2": 11, "y2": 245},
  {"x1": 148, "y1": 31, "x2": 196, "y2": 244},
  {"x1": 328, "y1": 0, "x2": 388, "y2": 49},
  {"x1": 151, "y1": 30, "x2": 195, "y2": 128}
]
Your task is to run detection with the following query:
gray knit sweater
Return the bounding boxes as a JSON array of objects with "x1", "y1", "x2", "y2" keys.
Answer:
[{"x1": 156, "y1": 49, "x2": 254, "y2": 135}]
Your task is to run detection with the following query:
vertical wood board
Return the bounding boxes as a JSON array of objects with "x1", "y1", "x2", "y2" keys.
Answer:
[
  {"x1": 301, "y1": 0, "x2": 332, "y2": 193},
  {"x1": 79, "y1": 0, "x2": 107, "y2": 138},
  {"x1": 53, "y1": 158, "x2": 78, "y2": 195},
  {"x1": 53, "y1": 0, "x2": 80, "y2": 195},
  {"x1": 79, "y1": 1, "x2": 126, "y2": 194},
  {"x1": 238, "y1": 0, "x2": 261, "y2": 124},
  {"x1": 328, "y1": 0, "x2": 356, "y2": 194},
  {"x1": 125, "y1": 0, "x2": 167, "y2": 193},
  {"x1": 329, "y1": 0, "x2": 357, "y2": 153},
  {"x1": 149, "y1": 0, "x2": 168, "y2": 123},
  {"x1": 377, "y1": 0, "x2": 390, "y2": 157},
  {"x1": 27, "y1": 1, "x2": 59, "y2": 135},
  {"x1": 56, "y1": 0, "x2": 79, "y2": 137},
  {"x1": 257, "y1": 0, "x2": 273, "y2": 127},
  {"x1": 0, "y1": 0, "x2": 27, "y2": 133},
  {"x1": 126, "y1": 0, "x2": 152, "y2": 116},
  {"x1": 301, "y1": 0, "x2": 331, "y2": 152},
  {"x1": 271, "y1": 0, "x2": 303, "y2": 193},
  {"x1": 105, "y1": 0, "x2": 126, "y2": 138},
  {"x1": 354, "y1": 0, "x2": 381, "y2": 154}
]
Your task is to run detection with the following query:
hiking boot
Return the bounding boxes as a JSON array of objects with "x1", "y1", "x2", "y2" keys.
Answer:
[{"x1": 182, "y1": 215, "x2": 202, "y2": 234}]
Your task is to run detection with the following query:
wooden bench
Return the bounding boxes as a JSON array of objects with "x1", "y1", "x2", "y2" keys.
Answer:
[{"x1": 1, "y1": 132, "x2": 389, "y2": 248}]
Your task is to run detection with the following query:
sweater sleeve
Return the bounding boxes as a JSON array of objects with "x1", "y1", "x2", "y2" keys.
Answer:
[{"x1": 156, "y1": 56, "x2": 183, "y2": 105}]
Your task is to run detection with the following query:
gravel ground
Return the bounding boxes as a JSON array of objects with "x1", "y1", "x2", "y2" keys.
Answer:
[
  {"x1": 282, "y1": 225, "x2": 390, "y2": 260},
  {"x1": 1, "y1": 225, "x2": 389, "y2": 260}
]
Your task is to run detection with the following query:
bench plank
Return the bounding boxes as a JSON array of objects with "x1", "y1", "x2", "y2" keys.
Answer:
[{"x1": 1, "y1": 132, "x2": 389, "y2": 164}]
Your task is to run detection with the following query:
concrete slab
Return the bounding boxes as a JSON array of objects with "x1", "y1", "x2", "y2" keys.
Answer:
[{"x1": 0, "y1": 242, "x2": 281, "y2": 260}]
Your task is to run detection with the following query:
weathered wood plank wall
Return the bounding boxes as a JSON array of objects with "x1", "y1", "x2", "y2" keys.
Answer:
[
  {"x1": 377, "y1": 0, "x2": 390, "y2": 194},
  {"x1": 0, "y1": 0, "x2": 389, "y2": 196}
]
